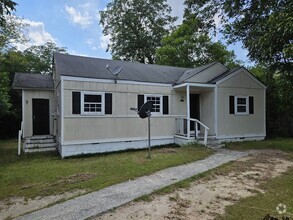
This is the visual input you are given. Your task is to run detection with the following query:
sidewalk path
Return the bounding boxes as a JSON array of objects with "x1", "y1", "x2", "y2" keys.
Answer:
[{"x1": 16, "y1": 149, "x2": 249, "y2": 220}]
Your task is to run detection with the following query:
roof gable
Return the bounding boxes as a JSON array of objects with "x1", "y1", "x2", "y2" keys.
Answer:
[
  {"x1": 175, "y1": 62, "x2": 217, "y2": 84},
  {"x1": 183, "y1": 62, "x2": 229, "y2": 84},
  {"x1": 215, "y1": 67, "x2": 266, "y2": 89}
]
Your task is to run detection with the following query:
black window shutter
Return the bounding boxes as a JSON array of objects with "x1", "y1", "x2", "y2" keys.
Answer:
[
  {"x1": 163, "y1": 96, "x2": 169, "y2": 115},
  {"x1": 72, "y1": 92, "x2": 81, "y2": 114},
  {"x1": 138, "y1": 95, "x2": 144, "y2": 110},
  {"x1": 105, "y1": 93, "x2": 112, "y2": 114},
  {"x1": 249, "y1": 96, "x2": 254, "y2": 114},
  {"x1": 229, "y1": 96, "x2": 235, "y2": 114}
]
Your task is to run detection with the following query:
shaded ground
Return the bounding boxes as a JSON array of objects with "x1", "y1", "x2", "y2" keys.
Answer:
[{"x1": 95, "y1": 150, "x2": 293, "y2": 220}]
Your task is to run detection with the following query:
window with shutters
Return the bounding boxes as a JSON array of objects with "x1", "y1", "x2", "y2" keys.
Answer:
[
  {"x1": 144, "y1": 94, "x2": 162, "y2": 115},
  {"x1": 81, "y1": 91, "x2": 105, "y2": 115},
  {"x1": 235, "y1": 96, "x2": 248, "y2": 115}
]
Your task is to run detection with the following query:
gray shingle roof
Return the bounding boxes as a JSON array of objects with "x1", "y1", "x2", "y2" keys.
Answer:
[
  {"x1": 208, "y1": 67, "x2": 241, "y2": 84},
  {"x1": 12, "y1": 73, "x2": 54, "y2": 90},
  {"x1": 54, "y1": 53, "x2": 191, "y2": 84}
]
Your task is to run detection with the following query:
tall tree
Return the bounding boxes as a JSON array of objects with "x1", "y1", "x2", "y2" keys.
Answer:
[
  {"x1": 0, "y1": 15, "x2": 26, "y2": 51},
  {"x1": 100, "y1": 0, "x2": 176, "y2": 64},
  {"x1": 0, "y1": 71, "x2": 11, "y2": 115},
  {"x1": 23, "y1": 41, "x2": 67, "y2": 74},
  {"x1": 184, "y1": 0, "x2": 292, "y2": 74},
  {"x1": 156, "y1": 18, "x2": 240, "y2": 67},
  {"x1": 0, "y1": 0, "x2": 17, "y2": 26}
]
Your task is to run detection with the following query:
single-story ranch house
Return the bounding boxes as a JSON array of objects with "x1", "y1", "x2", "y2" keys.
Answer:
[{"x1": 13, "y1": 53, "x2": 266, "y2": 158}]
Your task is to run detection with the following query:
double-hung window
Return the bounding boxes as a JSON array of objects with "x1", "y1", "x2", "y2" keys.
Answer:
[
  {"x1": 235, "y1": 96, "x2": 248, "y2": 115},
  {"x1": 81, "y1": 91, "x2": 105, "y2": 115},
  {"x1": 144, "y1": 95, "x2": 162, "y2": 115}
]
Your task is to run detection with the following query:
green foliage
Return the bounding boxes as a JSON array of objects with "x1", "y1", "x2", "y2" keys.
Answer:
[
  {"x1": 184, "y1": 0, "x2": 292, "y2": 74},
  {"x1": 0, "y1": 139, "x2": 212, "y2": 200},
  {"x1": 0, "y1": 15, "x2": 27, "y2": 51},
  {"x1": 23, "y1": 41, "x2": 67, "y2": 74},
  {"x1": 0, "y1": 0, "x2": 17, "y2": 26},
  {"x1": 0, "y1": 72, "x2": 11, "y2": 115},
  {"x1": 249, "y1": 65, "x2": 293, "y2": 137},
  {"x1": 99, "y1": 0, "x2": 176, "y2": 64},
  {"x1": 156, "y1": 19, "x2": 240, "y2": 67}
]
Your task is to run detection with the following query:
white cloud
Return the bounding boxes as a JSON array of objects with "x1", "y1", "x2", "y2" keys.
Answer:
[
  {"x1": 85, "y1": 38, "x2": 98, "y2": 51},
  {"x1": 65, "y1": 2, "x2": 100, "y2": 29},
  {"x1": 12, "y1": 18, "x2": 56, "y2": 51}
]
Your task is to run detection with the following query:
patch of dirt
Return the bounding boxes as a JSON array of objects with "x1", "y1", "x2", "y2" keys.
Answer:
[
  {"x1": 0, "y1": 189, "x2": 87, "y2": 219},
  {"x1": 50, "y1": 173, "x2": 97, "y2": 186},
  {"x1": 96, "y1": 150, "x2": 293, "y2": 220}
]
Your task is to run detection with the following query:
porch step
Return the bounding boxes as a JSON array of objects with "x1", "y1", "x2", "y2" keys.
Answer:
[
  {"x1": 175, "y1": 134, "x2": 225, "y2": 149},
  {"x1": 24, "y1": 136, "x2": 57, "y2": 153},
  {"x1": 207, "y1": 143, "x2": 225, "y2": 149}
]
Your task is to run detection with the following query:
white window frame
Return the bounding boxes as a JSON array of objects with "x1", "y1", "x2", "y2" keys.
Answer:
[
  {"x1": 81, "y1": 91, "x2": 105, "y2": 115},
  {"x1": 235, "y1": 96, "x2": 249, "y2": 115},
  {"x1": 144, "y1": 94, "x2": 163, "y2": 115}
]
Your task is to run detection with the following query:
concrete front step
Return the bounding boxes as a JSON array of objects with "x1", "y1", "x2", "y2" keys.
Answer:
[
  {"x1": 26, "y1": 138, "x2": 55, "y2": 144},
  {"x1": 24, "y1": 135, "x2": 57, "y2": 153},
  {"x1": 207, "y1": 143, "x2": 225, "y2": 149},
  {"x1": 175, "y1": 134, "x2": 224, "y2": 148},
  {"x1": 25, "y1": 147, "x2": 57, "y2": 153},
  {"x1": 25, "y1": 142, "x2": 57, "y2": 149}
]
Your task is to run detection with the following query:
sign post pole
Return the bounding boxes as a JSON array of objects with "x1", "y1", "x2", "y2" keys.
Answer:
[{"x1": 147, "y1": 115, "x2": 151, "y2": 159}]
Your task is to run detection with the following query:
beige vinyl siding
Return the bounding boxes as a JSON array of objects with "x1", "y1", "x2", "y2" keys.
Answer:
[
  {"x1": 187, "y1": 63, "x2": 227, "y2": 83},
  {"x1": 63, "y1": 117, "x2": 175, "y2": 142},
  {"x1": 219, "y1": 69, "x2": 264, "y2": 89},
  {"x1": 217, "y1": 70, "x2": 265, "y2": 137},
  {"x1": 200, "y1": 91, "x2": 215, "y2": 135},
  {"x1": 62, "y1": 79, "x2": 185, "y2": 142},
  {"x1": 55, "y1": 83, "x2": 61, "y2": 143},
  {"x1": 22, "y1": 90, "x2": 54, "y2": 137}
]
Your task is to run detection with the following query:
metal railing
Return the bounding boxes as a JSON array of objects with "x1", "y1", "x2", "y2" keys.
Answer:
[
  {"x1": 175, "y1": 117, "x2": 209, "y2": 146},
  {"x1": 18, "y1": 121, "x2": 23, "y2": 155}
]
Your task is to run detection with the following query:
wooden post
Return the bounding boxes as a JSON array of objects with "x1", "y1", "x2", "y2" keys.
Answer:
[{"x1": 204, "y1": 128, "x2": 208, "y2": 146}]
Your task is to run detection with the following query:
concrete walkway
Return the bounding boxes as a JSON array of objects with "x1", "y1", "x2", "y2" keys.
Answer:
[{"x1": 16, "y1": 149, "x2": 249, "y2": 220}]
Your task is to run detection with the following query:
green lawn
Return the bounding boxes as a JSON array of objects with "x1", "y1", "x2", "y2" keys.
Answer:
[
  {"x1": 0, "y1": 139, "x2": 212, "y2": 200},
  {"x1": 225, "y1": 138, "x2": 293, "y2": 152}
]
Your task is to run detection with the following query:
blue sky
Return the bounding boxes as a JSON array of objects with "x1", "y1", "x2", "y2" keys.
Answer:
[{"x1": 14, "y1": 0, "x2": 251, "y2": 65}]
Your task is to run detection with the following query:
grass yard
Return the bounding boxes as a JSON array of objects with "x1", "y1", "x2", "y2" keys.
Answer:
[
  {"x1": 225, "y1": 138, "x2": 293, "y2": 153},
  {"x1": 0, "y1": 139, "x2": 212, "y2": 201},
  {"x1": 217, "y1": 138, "x2": 293, "y2": 219}
]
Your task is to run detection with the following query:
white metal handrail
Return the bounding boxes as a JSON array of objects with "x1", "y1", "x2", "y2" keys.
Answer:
[
  {"x1": 175, "y1": 117, "x2": 209, "y2": 146},
  {"x1": 18, "y1": 121, "x2": 23, "y2": 156}
]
